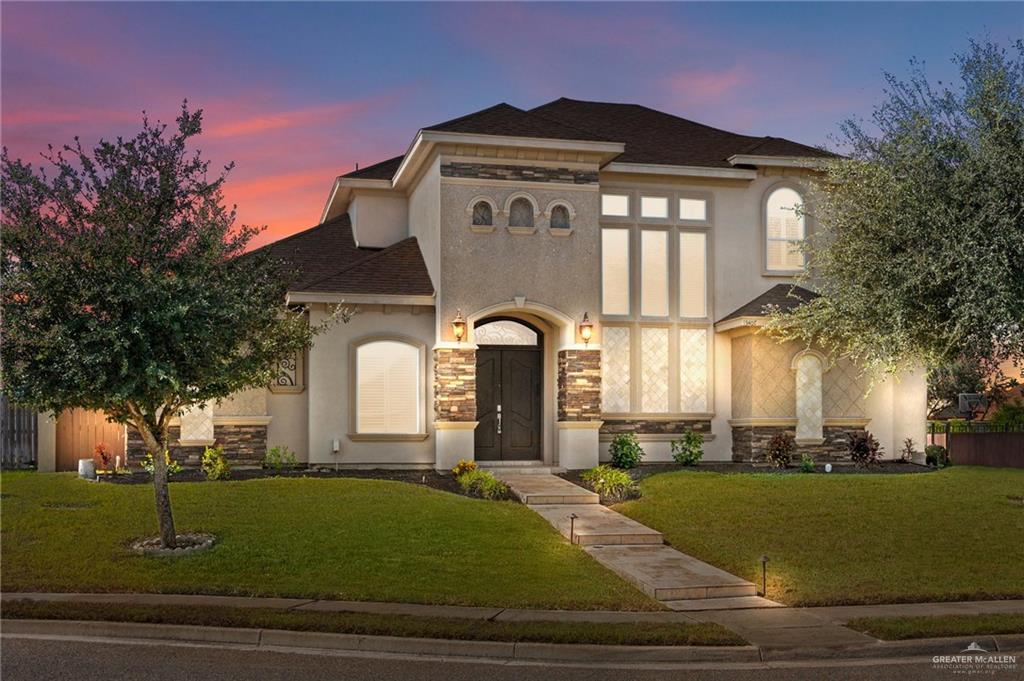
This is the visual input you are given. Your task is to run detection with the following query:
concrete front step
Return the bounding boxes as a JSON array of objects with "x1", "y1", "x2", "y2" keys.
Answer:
[
  {"x1": 529, "y1": 504, "x2": 664, "y2": 546},
  {"x1": 496, "y1": 473, "x2": 598, "y2": 505},
  {"x1": 586, "y1": 544, "x2": 757, "y2": 601},
  {"x1": 478, "y1": 464, "x2": 567, "y2": 476},
  {"x1": 664, "y1": 596, "x2": 784, "y2": 611}
]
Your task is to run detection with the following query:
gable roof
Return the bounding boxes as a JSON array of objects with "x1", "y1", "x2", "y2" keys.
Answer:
[
  {"x1": 259, "y1": 214, "x2": 433, "y2": 298},
  {"x1": 342, "y1": 154, "x2": 405, "y2": 180},
  {"x1": 718, "y1": 284, "x2": 819, "y2": 323},
  {"x1": 530, "y1": 98, "x2": 834, "y2": 169},
  {"x1": 423, "y1": 102, "x2": 609, "y2": 142}
]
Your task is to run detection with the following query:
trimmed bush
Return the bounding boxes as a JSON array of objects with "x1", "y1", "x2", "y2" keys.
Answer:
[
  {"x1": 201, "y1": 445, "x2": 231, "y2": 481},
  {"x1": 925, "y1": 444, "x2": 950, "y2": 468},
  {"x1": 264, "y1": 445, "x2": 298, "y2": 473},
  {"x1": 799, "y1": 453, "x2": 815, "y2": 473},
  {"x1": 670, "y1": 431, "x2": 704, "y2": 466},
  {"x1": 141, "y1": 451, "x2": 182, "y2": 477},
  {"x1": 456, "y1": 470, "x2": 511, "y2": 501},
  {"x1": 609, "y1": 433, "x2": 644, "y2": 469},
  {"x1": 765, "y1": 433, "x2": 793, "y2": 468},
  {"x1": 581, "y1": 465, "x2": 641, "y2": 502}
]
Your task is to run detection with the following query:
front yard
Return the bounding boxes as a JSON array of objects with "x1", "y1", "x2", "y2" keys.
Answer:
[
  {"x1": 0, "y1": 472, "x2": 656, "y2": 611},
  {"x1": 615, "y1": 466, "x2": 1024, "y2": 606}
]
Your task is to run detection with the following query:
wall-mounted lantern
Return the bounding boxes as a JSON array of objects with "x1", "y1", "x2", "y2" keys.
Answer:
[
  {"x1": 579, "y1": 313, "x2": 593, "y2": 346},
  {"x1": 452, "y1": 310, "x2": 466, "y2": 343}
]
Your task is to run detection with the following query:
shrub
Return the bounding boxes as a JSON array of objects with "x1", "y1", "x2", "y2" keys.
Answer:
[
  {"x1": 456, "y1": 470, "x2": 511, "y2": 500},
  {"x1": 581, "y1": 465, "x2": 641, "y2": 502},
  {"x1": 94, "y1": 442, "x2": 112, "y2": 469},
  {"x1": 451, "y1": 459, "x2": 477, "y2": 478},
  {"x1": 609, "y1": 433, "x2": 644, "y2": 469},
  {"x1": 848, "y1": 431, "x2": 881, "y2": 467},
  {"x1": 799, "y1": 453, "x2": 815, "y2": 473},
  {"x1": 670, "y1": 431, "x2": 704, "y2": 466},
  {"x1": 141, "y1": 451, "x2": 182, "y2": 477},
  {"x1": 925, "y1": 444, "x2": 950, "y2": 468},
  {"x1": 990, "y1": 399, "x2": 1024, "y2": 430},
  {"x1": 900, "y1": 438, "x2": 916, "y2": 462},
  {"x1": 765, "y1": 433, "x2": 793, "y2": 468},
  {"x1": 264, "y1": 445, "x2": 298, "y2": 473},
  {"x1": 201, "y1": 445, "x2": 231, "y2": 481}
]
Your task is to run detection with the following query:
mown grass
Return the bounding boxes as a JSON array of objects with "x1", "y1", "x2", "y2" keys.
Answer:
[
  {"x1": 0, "y1": 600, "x2": 743, "y2": 646},
  {"x1": 615, "y1": 466, "x2": 1024, "y2": 606},
  {"x1": 847, "y1": 613, "x2": 1024, "y2": 640},
  {"x1": 0, "y1": 472, "x2": 656, "y2": 610}
]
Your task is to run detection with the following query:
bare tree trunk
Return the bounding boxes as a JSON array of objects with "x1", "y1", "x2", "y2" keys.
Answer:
[{"x1": 137, "y1": 421, "x2": 177, "y2": 548}]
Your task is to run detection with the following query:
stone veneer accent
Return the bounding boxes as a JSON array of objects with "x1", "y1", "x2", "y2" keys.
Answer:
[
  {"x1": 557, "y1": 349, "x2": 601, "y2": 421},
  {"x1": 434, "y1": 348, "x2": 477, "y2": 422},
  {"x1": 731, "y1": 425, "x2": 864, "y2": 463},
  {"x1": 441, "y1": 162, "x2": 598, "y2": 185},
  {"x1": 600, "y1": 419, "x2": 712, "y2": 436},
  {"x1": 128, "y1": 424, "x2": 268, "y2": 466}
]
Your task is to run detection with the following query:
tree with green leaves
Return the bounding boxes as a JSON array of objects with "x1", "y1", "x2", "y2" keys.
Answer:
[
  {"x1": 768, "y1": 39, "x2": 1024, "y2": 382},
  {"x1": 1, "y1": 104, "x2": 343, "y2": 547}
]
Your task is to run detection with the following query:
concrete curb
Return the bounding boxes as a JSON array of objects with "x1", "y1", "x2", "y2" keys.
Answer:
[{"x1": 4, "y1": 619, "x2": 1020, "y2": 664}]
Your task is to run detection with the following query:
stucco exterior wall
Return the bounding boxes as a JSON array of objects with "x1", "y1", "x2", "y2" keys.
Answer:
[
  {"x1": 438, "y1": 176, "x2": 601, "y2": 345},
  {"x1": 306, "y1": 302, "x2": 436, "y2": 467},
  {"x1": 349, "y1": 192, "x2": 409, "y2": 249},
  {"x1": 408, "y1": 159, "x2": 442, "y2": 316}
]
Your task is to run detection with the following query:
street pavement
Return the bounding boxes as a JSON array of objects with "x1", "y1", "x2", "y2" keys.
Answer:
[{"x1": 2, "y1": 636, "x2": 1009, "y2": 681}]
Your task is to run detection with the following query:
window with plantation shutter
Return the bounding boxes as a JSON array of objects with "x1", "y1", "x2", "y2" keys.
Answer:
[
  {"x1": 766, "y1": 187, "x2": 805, "y2": 271},
  {"x1": 356, "y1": 341, "x2": 421, "y2": 434}
]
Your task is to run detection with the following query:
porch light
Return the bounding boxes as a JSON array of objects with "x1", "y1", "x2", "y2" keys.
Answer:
[
  {"x1": 579, "y1": 313, "x2": 593, "y2": 345},
  {"x1": 451, "y1": 310, "x2": 466, "y2": 343}
]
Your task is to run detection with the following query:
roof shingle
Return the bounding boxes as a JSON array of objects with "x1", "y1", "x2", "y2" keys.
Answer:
[{"x1": 718, "y1": 284, "x2": 819, "y2": 323}]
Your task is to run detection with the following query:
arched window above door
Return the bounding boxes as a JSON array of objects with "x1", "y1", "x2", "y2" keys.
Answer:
[{"x1": 474, "y1": 319, "x2": 539, "y2": 346}]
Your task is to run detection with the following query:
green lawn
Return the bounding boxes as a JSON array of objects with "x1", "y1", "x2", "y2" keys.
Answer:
[
  {"x1": 615, "y1": 466, "x2": 1024, "y2": 607},
  {"x1": 1, "y1": 600, "x2": 742, "y2": 646},
  {"x1": 847, "y1": 613, "x2": 1024, "y2": 640},
  {"x1": 0, "y1": 472, "x2": 656, "y2": 610}
]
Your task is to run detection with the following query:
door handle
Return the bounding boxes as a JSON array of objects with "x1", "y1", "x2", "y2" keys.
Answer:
[{"x1": 496, "y1": 404, "x2": 502, "y2": 435}]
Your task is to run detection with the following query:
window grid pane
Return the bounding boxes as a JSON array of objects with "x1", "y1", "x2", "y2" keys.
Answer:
[
  {"x1": 601, "y1": 194, "x2": 630, "y2": 217},
  {"x1": 641, "y1": 328, "x2": 669, "y2": 412},
  {"x1": 641, "y1": 230, "x2": 668, "y2": 317},
  {"x1": 601, "y1": 229, "x2": 630, "y2": 315},
  {"x1": 679, "y1": 232, "x2": 707, "y2": 318},
  {"x1": 679, "y1": 328, "x2": 708, "y2": 413},
  {"x1": 640, "y1": 196, "x2": 668, "y2": 219},
  {"x1": 602, "y1": 327, "x2": 631, "y2": 412},
  {"x1": 679, "y1": 198, "x2": 707, "y2": 221}
]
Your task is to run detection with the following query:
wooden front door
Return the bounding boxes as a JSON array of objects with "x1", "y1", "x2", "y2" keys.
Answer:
[
  {"x1": 475, "y1": 347, "x2": 542, "y2": 461},
  {"x1": 55, "y1": 409, "x2": 126, "y2": 471}
]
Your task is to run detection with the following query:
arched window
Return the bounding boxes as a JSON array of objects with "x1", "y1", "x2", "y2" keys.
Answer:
[
  {"x1": 765, "y1": 187, "x2": 805, "y2": 271},
  {"x1": 793, "y1": 352, "x2": 823, "y2": 443},
  {"x1": 550, "y1": 204, "x2": 570, "y2": 230},
  {"x1": 472, "y1": 201, "x2": 493, "y2": 226},
  {"x1": 354, "y1": 339, "x2": 423, "y2": 434},
  {"x1": 509, "y1": 198, "x2": 534, "y2": 228}
]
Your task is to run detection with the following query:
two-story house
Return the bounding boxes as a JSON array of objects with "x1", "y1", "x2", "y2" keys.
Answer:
[{"x1": 162, "y1": 98, "x2": 927, "y2": 471}]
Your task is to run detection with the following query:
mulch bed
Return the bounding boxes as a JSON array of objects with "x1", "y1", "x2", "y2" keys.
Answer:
[{"x1": 96, "y1": 467, "x2": 464, "y2": 495}]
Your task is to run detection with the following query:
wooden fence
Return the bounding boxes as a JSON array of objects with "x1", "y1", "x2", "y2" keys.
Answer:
[
  {"x1": 1, "y1": 394, "x2": 38, "y2": 469},
  {"x1": 930, "y1": 421, "x2": 1024, "y2": 468}
]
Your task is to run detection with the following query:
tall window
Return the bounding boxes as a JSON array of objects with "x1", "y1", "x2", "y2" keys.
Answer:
[
  {"x1": 766, "y1": 187, "x2": 805, "y2": 271},
  {"x1": 472, "y1": 201, "x2": 493, "y2": 226},
  {"x1": 679, "y1": 232, "x2": 706, "y2": 318},
  {"x1": 355, "y1": 340, "x2": 421, "y2": 434},
  {"x1": 509, "y1": 198, "x2": 534, "y2": 228},
  {"x1": 640, "y1": 230, "x2": 668, "y2": 317},
  {"x1": 601, "y1": 228, "x2": 630, "y2": 315},
  {"x1": 601, "y1": 327, "x2": 631, "y2": 413}
]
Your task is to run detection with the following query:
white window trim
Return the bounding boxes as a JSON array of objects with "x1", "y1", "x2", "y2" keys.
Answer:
[
  {"x1": 349, "y1": 334, "x2": 429, "y2": 441},
  {"x1": 762, "y1": 181, "x2": 808, "y2": 276},
  {"x1": 466, "y1": 195, "x2": 497, "y2": 234},
  {"x1": 601, "y1": 191, "x2": 632, "y2": 219},
  {"x1": 639, "y1": 193, "x2": 671, "y2": 221},
  {"x1": 544, "y1": 199, "x2": 575, "y2": 235}
]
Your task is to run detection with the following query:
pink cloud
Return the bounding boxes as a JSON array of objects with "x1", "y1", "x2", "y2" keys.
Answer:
[{"x1": 664, "y1": 66, "x2": 751, "y2": 101}]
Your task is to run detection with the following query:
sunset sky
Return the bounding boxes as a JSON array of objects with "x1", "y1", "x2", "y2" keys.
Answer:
[{"x1": 2, "y1": 2, "x2": 1020, "y2": 247}]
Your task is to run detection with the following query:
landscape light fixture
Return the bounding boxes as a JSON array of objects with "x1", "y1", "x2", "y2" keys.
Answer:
[
  {"x1": 579, "y1": 313, "x2": 593, "y2": 345},
  {"x1": 451, "y1": 310, "x2": 466, "y2": 343},
  {"x1": 759, "y1": 555, "x2": 769, "y2": 597},
  {"x1": 569, "y1": 513, "x2": 579, "y2": 544}
]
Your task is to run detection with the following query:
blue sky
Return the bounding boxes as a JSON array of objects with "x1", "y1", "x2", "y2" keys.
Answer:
[{"x1": 3, "y1": 2, "x2": 1020, "y2": 243}]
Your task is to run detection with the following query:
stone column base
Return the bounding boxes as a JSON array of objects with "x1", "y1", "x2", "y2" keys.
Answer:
[
  {"x1": 557, "y1": 421, "x2": 602, "y2": 470},
  {"x1": 434, "y1": 421, "x2": 478, "y2": 472}
]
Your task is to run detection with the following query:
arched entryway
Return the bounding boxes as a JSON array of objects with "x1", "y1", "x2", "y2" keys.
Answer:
[{"x1": 474, "y1": 317, "x2": 544, "y2": 461}]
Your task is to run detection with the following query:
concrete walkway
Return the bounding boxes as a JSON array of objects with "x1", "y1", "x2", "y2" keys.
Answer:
[{"x1": 495, "y1": 471, "x2": 763, "y2": 608}]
